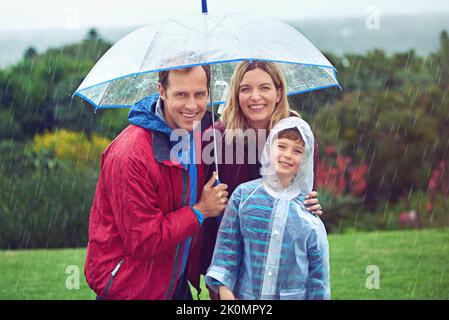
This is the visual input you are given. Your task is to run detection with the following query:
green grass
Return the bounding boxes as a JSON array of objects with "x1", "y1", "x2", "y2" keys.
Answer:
[
  {"x1": 1, "y1": 228, "x2": 448, "y2": 300},
  {"x1": 328, "y1": 228, "x2": 449, "y2": 299}
]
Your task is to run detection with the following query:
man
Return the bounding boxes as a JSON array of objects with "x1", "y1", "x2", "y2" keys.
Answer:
[{"x1": 84, "y1": 65, "x2": 228, "y2": 300}]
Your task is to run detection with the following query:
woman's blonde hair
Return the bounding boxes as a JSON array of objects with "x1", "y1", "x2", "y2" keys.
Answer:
[{"x1": 220, "y1": 61, "x2": 299, "y2": 144}]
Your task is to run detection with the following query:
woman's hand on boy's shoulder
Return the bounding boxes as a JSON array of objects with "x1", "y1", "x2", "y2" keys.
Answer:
[{"x1": 305, "y1": 191, "x2": 323, "y2": 216}]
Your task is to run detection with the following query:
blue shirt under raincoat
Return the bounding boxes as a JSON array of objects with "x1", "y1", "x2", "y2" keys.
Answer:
[{"x1": 205, "y1": 117, "x2": 330, "y2": 300}]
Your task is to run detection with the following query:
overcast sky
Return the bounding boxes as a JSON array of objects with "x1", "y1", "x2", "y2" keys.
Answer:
[{"x1": 1, "y1": 0, "x2": 449, "y2": 31}]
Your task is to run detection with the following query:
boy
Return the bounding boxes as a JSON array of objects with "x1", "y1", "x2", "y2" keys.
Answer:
[{"x1": 205, "y1": 116, "x2": 330, "y2": 300}]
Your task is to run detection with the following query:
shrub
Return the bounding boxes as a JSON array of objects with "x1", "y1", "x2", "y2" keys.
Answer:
[
  {"x1": 32, "y1": 129, "x2": 109, "y2": 169},
  {"x1": 0, "y1": 131, "x2": 110, "y2": 249},
  {"x1": 317, "y1": 189, "x2": 363, "y2": 233}
]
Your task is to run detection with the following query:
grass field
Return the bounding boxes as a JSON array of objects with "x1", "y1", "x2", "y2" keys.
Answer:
[{"x1": 1, "y1": 228, "x2": 448, "y2": 300}]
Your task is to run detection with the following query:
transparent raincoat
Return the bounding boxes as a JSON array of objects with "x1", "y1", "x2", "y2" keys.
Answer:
[{"x1": 205, "y1": 117, "x2": 330, "y2": 300}]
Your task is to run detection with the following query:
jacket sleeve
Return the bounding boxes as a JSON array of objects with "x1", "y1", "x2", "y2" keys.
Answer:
[
  {"x1": 306, "y1": 226, "x2": 331, "y2": 300},
  {"x1": 205, "y1": 187, "x2": 243, "y2": 293},
  {"x1": 105, "y1": 154, "x2": 200, "y2": 260}
]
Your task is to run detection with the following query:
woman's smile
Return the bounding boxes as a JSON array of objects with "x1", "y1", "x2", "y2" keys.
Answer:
[
  {"x1": 238, "y1": 68, "x2": 281, "y2": 129},
  {"x1": 248, "y1": 104, "x2": 267, "y2": 111}
]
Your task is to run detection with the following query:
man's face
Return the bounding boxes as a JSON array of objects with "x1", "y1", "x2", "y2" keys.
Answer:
[{"x1": 158, "y1": 66, "x2": 208, "y2": 132}]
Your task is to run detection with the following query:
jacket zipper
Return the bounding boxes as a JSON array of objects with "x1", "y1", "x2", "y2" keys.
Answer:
[
  {"x1": 165, "y1": 167, "x2": 190, "y2": 299},
  {"x1": 103, "y1": 258, "x2": 124, "y2": 298},
  {"x1": 165, "y1": 244, "x2": 182, "y2": 299}
]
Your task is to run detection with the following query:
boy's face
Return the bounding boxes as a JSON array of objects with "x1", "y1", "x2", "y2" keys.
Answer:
[{"x1": 271, "y1": 137, "x2": 304, "y2": 182}]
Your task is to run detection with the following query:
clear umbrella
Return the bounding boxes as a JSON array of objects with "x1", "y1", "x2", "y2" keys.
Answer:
[
  {"x1": 74, "y1": 5, "x2": 340, "y2": 109},
  {"x1": 74, "y1": 0, "x2": 341, "y2": 180}
]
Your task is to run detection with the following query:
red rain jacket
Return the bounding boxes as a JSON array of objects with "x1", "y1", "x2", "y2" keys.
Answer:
[{"x1": 84, "y1": 123, "x2": 206, "y2": 299}]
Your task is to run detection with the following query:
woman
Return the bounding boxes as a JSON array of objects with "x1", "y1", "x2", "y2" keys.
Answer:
[{"x1": 189, "y1": 61, "x2": 323, "y2": 299}]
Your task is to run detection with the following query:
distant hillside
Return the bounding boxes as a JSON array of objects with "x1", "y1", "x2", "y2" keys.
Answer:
[
  {"x1": 1, "y1": 14, "x2": 448, "y2": 68},
  {"x1": 289, "y1": 14, "x2": 449, "y2": 56}
]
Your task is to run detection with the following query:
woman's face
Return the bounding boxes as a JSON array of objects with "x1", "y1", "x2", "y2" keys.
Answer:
[{"x1": 238, "y1": 68, "x2": 281, "y2": 130}]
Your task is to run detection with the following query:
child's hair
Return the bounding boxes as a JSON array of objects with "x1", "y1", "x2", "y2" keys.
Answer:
[{"x1": 276, "y1": 127, "x2": 305, "y2": 147}]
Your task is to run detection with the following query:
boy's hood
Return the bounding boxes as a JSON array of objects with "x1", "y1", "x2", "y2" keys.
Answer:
[{"x1": 260, "y1": 116, "x2": 315, "y2": 200}]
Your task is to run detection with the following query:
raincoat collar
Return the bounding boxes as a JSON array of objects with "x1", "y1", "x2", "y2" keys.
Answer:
[
  {"x1": 128, "y1": 93, "x2": 172, "y2": 136},
  {"x1": 127, "y1": 93, "x2": 173, "y2": 162}
]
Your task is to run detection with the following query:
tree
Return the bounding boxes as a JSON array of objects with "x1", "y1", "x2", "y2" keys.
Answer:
[
  {"x1": 311, "y1": 88, "x2": 442, "y2": 206},
  {"x1": 24, "y1": 47, "x2": 37, "y2": 60},
  {"x1": 3, "y1": 39, "x2": 112, "y2": 140},
  {"x1": 86, "y1": 28, "x2": 100, "y2": 41},
  {"x1": 436, "y1": 30, "x2": 449, "y2": 88}
]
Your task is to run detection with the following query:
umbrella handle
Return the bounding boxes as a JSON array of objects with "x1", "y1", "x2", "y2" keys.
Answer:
[
  {"x1": 214, "y1": 176, "x2": 224, "y2": 225},
  {"x1": 213, "y1": 178, "x2": 221, "y2": 187},
  {"x1": 201, "y1": 0, "x2": 208, "y2": 14}
]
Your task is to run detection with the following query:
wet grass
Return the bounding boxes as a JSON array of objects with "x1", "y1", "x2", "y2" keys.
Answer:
[
  {"x1": 0, "y1": 248, "x2": 95, "y2": 300},
  {"x1": 328, "y1": 228, "x2": 449, "y2": 299},
  {"x1": 0, "y1": 228, "x2": 448, "y2": 300}
]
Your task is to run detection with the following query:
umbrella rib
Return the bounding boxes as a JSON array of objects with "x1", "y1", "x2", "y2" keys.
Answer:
[
  {"x1": 231, "y1": 14, "x2": 252, "y2": 59},
  {"x1": 207, "y1": 13, "x2": 229, "y2": 34},
  {"x1": 169, "y1": 19, "x2": 205, "y2": 36},
  {"x1": 99, "y1": 20, "x2": 173, "y2": 106},
  {"x1": 138, "y1": 19, "x2": 173, "y2": 73}
]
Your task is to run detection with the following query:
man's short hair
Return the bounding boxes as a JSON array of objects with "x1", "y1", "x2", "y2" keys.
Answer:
[{"x1": 158, "y1": 65, "x2": 211, "y2": 92}]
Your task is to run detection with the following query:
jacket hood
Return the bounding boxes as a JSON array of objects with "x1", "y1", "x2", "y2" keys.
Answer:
[
  {"x1": 260, "y1": 116, "x2": 314, "y2": 200},
  {"x1": 128, "y1": 93, "x2": 172, "y2": 135}
]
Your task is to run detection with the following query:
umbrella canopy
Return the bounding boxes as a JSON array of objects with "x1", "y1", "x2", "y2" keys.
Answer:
[{"x1": 75, "y1": 12, "x2": 340, "y2": 109}]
